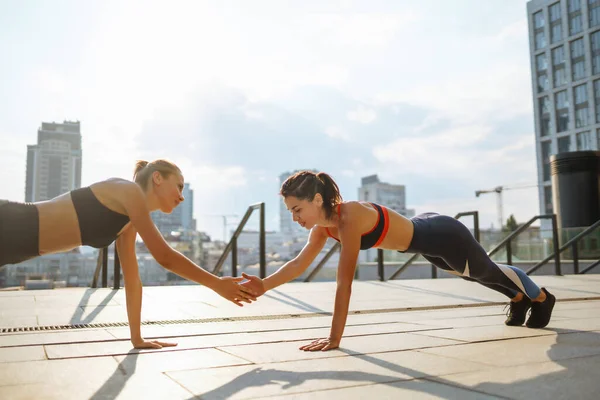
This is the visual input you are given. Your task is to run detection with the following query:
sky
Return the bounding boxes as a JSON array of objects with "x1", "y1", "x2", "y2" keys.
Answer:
[{"x1": 0, "y1": 0, "x2": 540, "y2": 240}]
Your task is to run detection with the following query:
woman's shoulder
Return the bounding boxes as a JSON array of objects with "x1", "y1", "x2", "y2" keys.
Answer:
[
  {"x1": 90, "y1": 178, "x2": 139, "y2": 192},
  {"x1": 338, "y1": 201, "x2": 371, "y2": 226},
  {"x1": 340, "y1": 201, "x2": 372, "y2": 214}
]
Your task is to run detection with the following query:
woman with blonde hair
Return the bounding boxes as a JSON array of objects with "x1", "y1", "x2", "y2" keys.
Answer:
[{"x1": 0, "y1": 159, "x2": 256, "y2": 348}]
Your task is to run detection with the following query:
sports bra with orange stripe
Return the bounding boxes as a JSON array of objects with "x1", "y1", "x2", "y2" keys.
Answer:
[{"x1": 324, "y1": 203, "x2": 390, "y2": 250}]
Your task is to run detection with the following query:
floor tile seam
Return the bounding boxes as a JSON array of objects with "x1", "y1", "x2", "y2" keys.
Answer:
[
  {"x1": 0, "y1": 324, "x2": 453, "y2": 349},
  {"x1": 160, "y1": 370, "x2": 200, "y2": 398},
  {"x1": 42, "y1": 335, "x2": 465, "y2": 362}
]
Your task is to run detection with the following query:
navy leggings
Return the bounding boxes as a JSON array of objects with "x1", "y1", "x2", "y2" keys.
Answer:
[
  {"x1": 0, "y1": 200, "x2": 40, "y2": 267},
  {"x1": 403, "y1": 213, "x2": 541, "y2": 300}
]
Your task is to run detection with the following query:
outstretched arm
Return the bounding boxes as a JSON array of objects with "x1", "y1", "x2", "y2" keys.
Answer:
[
  {"x1": 119, "y1": 182, "x2": 255, "y2": 306},
  {"x1": 241, "y1": 227, "x2": 328, "y2": 296}
]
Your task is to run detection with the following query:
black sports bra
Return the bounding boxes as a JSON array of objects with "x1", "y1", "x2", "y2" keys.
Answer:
[{"x1": 325, "y1": 203, "x2": 390, "y2": 250}]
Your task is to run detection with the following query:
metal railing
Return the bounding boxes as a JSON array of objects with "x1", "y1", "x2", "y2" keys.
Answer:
[
  {"x1": 92, "y1": 246, "x2": 121, "y2": 289},
  {"x1": 91, "y1": 202, "x2": 266, "y2": 288},
  {"x1": 303, "y1": 242, "x2": 341, "y2": 282},
  {"x1": 527, "y1": 218, "x2": 600, "y2": 275},
  {"x1": 387, "y1": 211, "x2": 480, "y2": 280},
  {"x1": 212, "y1": 202, "x2": 266, "y2": 278}
]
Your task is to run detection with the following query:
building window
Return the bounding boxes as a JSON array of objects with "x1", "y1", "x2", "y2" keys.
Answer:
[
  {"x1": 537, "y1": 53, "x2": 548, "y2": 71},
  {"x1": 571, "y1": 38, "x2": 587, "y2": 81},
  {"x1": 552, "y1": 46, "x2": 567, "y2": 87},
  {"x1": 558, "y1": 135, "x2": 572, "y2": 152},
  {"x1": 536, "y1": 32, "x2": 547, "y2": 50},
  {"x1": 576, "y1": 131, "x2": 593, "y2": 149},
  {"x1": 544, "y1": 185, "x2": 553, "y2": 214},
  {"x1": 536, "y1": 53, "x2": 550, "y2": 92},
  {"x1": 569, "y1": 0, "x2": 583, "y2": 35},
  {"x1": 594, "y1": 80, "x2": 600, "y2": 122},
  {"x1": 574, "y1": 83, "x2": 590, "y2": 127},
  {"x1": 534, "y1": 10, "x2": 546, "y2": 50},
  {"x1": 539, "y1": 96, "x2": 551, "y2": 136},
  {"x1": 592, "y1": 31, "x2": 600, "y2": 75},
  {"x1": 555, "y1": 90, "x2": 570, "y2": 132},
  {"x1": 591, "y1": 0, "x2": 600, "y2": 28},
  {"x1": 541, "y1": 140, "x2": 552, "y2": 181},
  {"x1": 534, "y1": 10, "x2": 545, "y2": 29},
  {"x1": 550, "y1": 3, "x2": 563, "y2": 44}
]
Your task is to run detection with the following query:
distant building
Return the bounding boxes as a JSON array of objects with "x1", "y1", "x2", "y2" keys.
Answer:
[
  {"x1": 358, "y1": 174, "x2": 415, "y2": 217},
  {"x1": 358, "y1": 174, "x2": 415, "y2": 262},
  {"x1": 25, "y1": 121, "x2": 82, "y2": 202},
  {"x1": 527, "y1": 0, "x2": 600, "y2": 231}
]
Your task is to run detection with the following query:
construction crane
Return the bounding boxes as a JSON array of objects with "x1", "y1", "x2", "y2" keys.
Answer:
[
  {"x1": 202, "y1": 214, "x2": 239, "y2": 242},
  {"x1": 475, "y1": 183, "x2": 538, "y2": 230}
]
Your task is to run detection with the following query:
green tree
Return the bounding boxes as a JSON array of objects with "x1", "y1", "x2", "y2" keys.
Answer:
[{"x1": 503, "y1": 214, "x2": 520, "y2": 257}]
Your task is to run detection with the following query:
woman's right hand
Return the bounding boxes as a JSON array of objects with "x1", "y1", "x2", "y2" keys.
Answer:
[
  {"x1": 241, "y1": 273, "x2": 266, "y2": 297},
  {"x1": 215, "y1": 276, "x2": 257, "y2": 306}
]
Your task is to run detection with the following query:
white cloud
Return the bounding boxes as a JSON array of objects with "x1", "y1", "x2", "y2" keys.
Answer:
[
  {"x1": 325, "y1": 126, "x2": 352, "y2": 141},
  {"x1": 306, "y1": 12, "x2": 421, "y2": 47},
  {"x1": 347, "y1": 105, "x2": 377, "y2": 124},
  {"x1": 372, "y1": 124, "x2": 492, "y2": 177}
]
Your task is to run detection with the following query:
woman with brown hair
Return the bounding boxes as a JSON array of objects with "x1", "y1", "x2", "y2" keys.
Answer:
[{"x1": 241, "y1": 170, "x2": 555, "y2": 351}]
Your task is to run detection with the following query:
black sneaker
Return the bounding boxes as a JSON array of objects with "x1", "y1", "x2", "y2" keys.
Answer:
[
  {"x1": 526, "y1": 288, "x2": 556, "y2": 329},
  {"x1": 504, "y1": 296, "x2": 532, "y2": 326}
]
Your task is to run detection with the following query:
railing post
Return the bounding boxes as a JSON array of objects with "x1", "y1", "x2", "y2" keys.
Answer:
[
  {"x1": 474, "y1": 211, "x2": 480, "y2": 242},
  {"x1": 551, "y1": 214, "x2": 562, "y2": 275},
  {"x1": 113, "y1": 247, "x2": 120, "y2": 289},
  {"x1": 377, "y1": 249, "x2": 384, "y2": 281},
  {"x1": 259, "y1": 202, "x2": 266, "y2": 279},
  {"x1": 102, "y1": 247, "x2": 108, "y2": 288},
  {"x1": 431, "y1": 264, "x2": 437, "y2": 278},
  {"x1": 506, "y1": 240, "x2": 512, "y2": 266},
  {"x1": 572, "y1": 243, "x2": 579, "y2": 274},
  {"x1": 231, "y1": 237, "x2": 238, "y2": 277}
]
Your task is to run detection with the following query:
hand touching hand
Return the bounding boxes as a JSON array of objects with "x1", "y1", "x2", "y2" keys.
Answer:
[
  {"x1": 215, "y1": 276, "x2": 257, "y2": 306},
  {"x1": 241, "y1": 273, "x2": 266, "y2": 297}
]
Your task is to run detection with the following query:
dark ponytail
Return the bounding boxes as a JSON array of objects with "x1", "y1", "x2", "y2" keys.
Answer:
[{"x1": 280, "y1": 170, "x2": 343, "y2": 219}]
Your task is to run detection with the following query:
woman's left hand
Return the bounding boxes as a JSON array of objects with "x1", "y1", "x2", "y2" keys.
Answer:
[{"x1": 299, "y1": 337, "x2": 340, "y2": 351}]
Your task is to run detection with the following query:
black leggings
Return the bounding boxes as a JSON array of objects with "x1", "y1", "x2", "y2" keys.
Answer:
[
  {"x1": 403, "y1": 213, "x2": 541, "y2": 300},
  {"x1": 0, "y1": 201, "x2": 40, "y2": 267}
]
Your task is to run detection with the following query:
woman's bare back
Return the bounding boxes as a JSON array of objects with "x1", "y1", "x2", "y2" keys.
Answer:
[{"x1": 36, "y1": 178, "x2": 133, "y2": 254}]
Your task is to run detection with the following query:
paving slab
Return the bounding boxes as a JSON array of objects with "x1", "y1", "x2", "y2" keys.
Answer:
[
  {"x1": 167, "y1": 350, "x2": 491, "y2": 399},
  {"x1": 428, "y1": 353, "x2": 600, "y2": 400},
  {"x1": 420, "y1": 330, "x2": 600, "y2": 367},
  {"x1": 0, "y1": 275, "x2": 598, "y2": 399}
]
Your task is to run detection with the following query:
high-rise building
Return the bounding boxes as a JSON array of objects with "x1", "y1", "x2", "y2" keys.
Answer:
[
  {"x1": 358, "y1": 174, "x2": 414, "y2": 262},
  {"x1": 25, "y1": 121, "x2": 82, "y2": 202},
  {"x1": 151, "y1": 183, "x2": 196, "y2": 235},
  {"x1": 527, "y1": 0, "x2": 600, "y2": 221},
  {"x1": 279, "y1": 169, "x2": 318, "y2": 238},
  {"x1": 358, "y1": 174, "x2": 415, "y2": 217}
]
